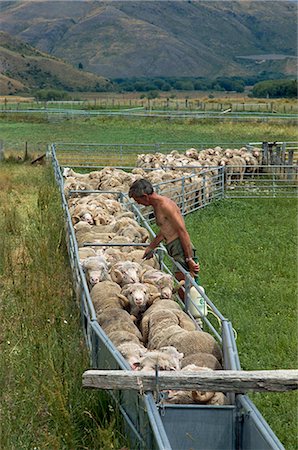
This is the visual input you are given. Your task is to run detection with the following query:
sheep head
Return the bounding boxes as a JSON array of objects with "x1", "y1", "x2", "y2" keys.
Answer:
[
  {"x1": 110, "y1": 261, "x2": 141, "y2": 286},
  {"x1": 120, "y1": 283, "x2": 149, "y2": 308},
  {"x1": 81, "y1": 256, "x2": 109, "y2": 286}
]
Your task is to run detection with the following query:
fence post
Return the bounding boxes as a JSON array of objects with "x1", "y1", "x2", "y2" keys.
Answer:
[
  {"x1": 262, "y1": 142, "x2": 268, "y2": 165},
  {"x1": 202, "y1": 172, "x2": 206, "y2": 205},
  {"x1": 221, "y1": 166, "x2": 225, "y2": 198},
  {"x1": 275, "y1": 145, "x2": 281, "y2": 165},
  {"x1": 282, "y1": 142, "x2": 286, "y2": 165},
  {"x1": 181, "y1": 176, "x2": 185, "y2": 215},
  {"x1": 288, "y1": 150, "x2": 294, "y2": 181}
]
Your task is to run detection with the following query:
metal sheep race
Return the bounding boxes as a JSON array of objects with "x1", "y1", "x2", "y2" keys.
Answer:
[{"x1": 50, "y1": 142, "x2": 297, "y2": 450}]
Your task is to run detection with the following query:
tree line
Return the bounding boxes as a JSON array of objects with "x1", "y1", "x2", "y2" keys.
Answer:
[{"x1": 34, "y1": 73, "x2": 296, "y2": 100}]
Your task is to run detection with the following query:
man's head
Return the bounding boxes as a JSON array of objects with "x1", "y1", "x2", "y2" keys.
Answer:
[{"x1": 129, "y1": 179, "x2": 154, "y2": 205}]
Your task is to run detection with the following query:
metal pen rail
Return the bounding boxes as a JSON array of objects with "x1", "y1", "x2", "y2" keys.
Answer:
[{"x1": 50, "y1": 143, "x2": 285, "y2": 449}]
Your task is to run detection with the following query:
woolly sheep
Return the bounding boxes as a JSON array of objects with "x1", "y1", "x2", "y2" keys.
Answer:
[
  {"x1": 141, "y1": 308, "x2": 196, "y2": 347},
  {"x1": 126, "y1": 249, "x2": 160, "y2": 269},
  {"x1": 181, "y1": 352, "x2": 222, "y2": 371},
  {"x1": 141, "y1": 268, "x2": 176, "y2": 299},
  {"x1": 109, "y1": 261, "x2": 142, "y2": 286},
  {"x1": 78, "y1": 247, "x2": 97, "y2": 261},
  {"x1": 158, "y1": 329, "x2": 222, "y2": 363},
  {"x1": 97, "y1": 308, "x2": 143, "y2": 342},
  {"x1": 108, "y1": 330, "x2": 142, "y2": 348},
  {"x1": 138, "y1": 347, "x2": 183, "y2": 372},
  {"x1": 117, "y1": 342, "x2": 147, "y2": 370},
  {"x1": 119, "y1": 282, "x2": 158, "y2": 321},
  {"x1": 81, "y1": 255, "x2": 110, "y2": 286},
  {"x1": 90, "y1": 280, "x2": 128, "y2": 315}
]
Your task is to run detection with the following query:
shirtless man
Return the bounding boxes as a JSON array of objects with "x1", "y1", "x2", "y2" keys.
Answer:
[{"x1": 128, "y1": 179, "x2": 199, "y2": 288}]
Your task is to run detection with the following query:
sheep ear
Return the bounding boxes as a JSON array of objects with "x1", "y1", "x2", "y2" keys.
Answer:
[
  {"x1": 110, "y1": 269, "x2": 123, "y2": 284},
  {"x1": 151, "y1": 293, "x2": 161, "y2": 302},
  {"x1": 73, "y1": 215, "x2": 81, "y2": 224},
  {"x1": 143, "y1": 279, "x2": 155, "y2": 286},
  {"x1": 192, "y1": 391, "x2": 214, "y2": 403},
  {"x1": 117, "y1": 294, "x2": 129, "y2": 307}
]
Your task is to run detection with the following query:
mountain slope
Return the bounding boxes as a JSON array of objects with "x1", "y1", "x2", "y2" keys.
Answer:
[
  {"x1": 0, "y1": 0, "x2": 297, "y2": 78},
  {"x1": 0, "y1": 31, "x2": 111, "y2": 94}
]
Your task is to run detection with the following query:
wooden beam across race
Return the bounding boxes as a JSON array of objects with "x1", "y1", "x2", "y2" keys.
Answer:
[{"x1": 82, "y1": 369, "x2": 298, "y2": 393}]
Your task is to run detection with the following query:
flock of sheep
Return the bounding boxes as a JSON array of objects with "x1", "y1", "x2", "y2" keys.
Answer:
[
  {"x1": 62, "y1": 145, "x2": 261, "y2": 405},
  {"x1": 64, "y1": 145, "x2": 262, "y2": 218}
]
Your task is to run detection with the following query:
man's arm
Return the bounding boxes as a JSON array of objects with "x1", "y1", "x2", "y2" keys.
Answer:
[
  {"x1": 164, "y1": 203, "x2": 199, "y2": 274},
  {"x1": 143, "y1": 232, "x2": 164, "y2": 259}
]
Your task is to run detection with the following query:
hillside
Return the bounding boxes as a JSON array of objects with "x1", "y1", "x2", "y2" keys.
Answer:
[
  {"x1": 0, "y1": 0, "x2": 297, "y2": 79},
  {"x1": 0, "y1": 32, "x2": 111, "y2": 94}
]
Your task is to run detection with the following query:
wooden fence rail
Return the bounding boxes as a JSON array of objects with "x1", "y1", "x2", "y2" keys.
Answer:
[{"x1": 83, "y1": 369, "x2": 298, "y2": 393}]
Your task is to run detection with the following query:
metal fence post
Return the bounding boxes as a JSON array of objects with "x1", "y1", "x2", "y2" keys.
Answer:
[
  {"x1": 262, "y1": 142, "x2": 268, "y2": 165},
  {"x1": 181, "y1": 176, "x2": 185, "y2": 215}
]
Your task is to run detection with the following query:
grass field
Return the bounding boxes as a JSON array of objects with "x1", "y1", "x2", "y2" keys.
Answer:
[
  {"x1": 0, "y1": 115, "x2": 297, "y2": 160},
  {"x1": 186, "y1": 198, "x2": 298, "y2": 449}
]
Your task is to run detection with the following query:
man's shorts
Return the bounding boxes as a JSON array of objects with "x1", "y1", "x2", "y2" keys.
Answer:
[{"x1": 166, "y1": 237, "x2": 195, "y2": 271}]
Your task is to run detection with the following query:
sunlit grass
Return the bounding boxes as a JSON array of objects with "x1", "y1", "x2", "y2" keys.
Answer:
[
  {"x1": 186, "y1": 198, "x2": 298, "y2": 449},
  {"x1": 0, "y1": 115, "x2": 297, "y2": 153}
]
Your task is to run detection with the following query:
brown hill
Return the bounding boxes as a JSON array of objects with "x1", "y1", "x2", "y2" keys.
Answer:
[
  {"x1": 0, "y1": 31, "x2": 111, "y2": 94},
  {"x1": 0, "y1": 0, "x2": 297, "y2": 79}
]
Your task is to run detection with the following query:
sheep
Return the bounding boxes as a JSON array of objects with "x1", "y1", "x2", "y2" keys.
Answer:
[
  {"x1": 165, "y1": 364, "x2": 227, "y2": 405},
  {"x1": 115, "y1": 224, "x2": 149, "y2": 243},
  {"x1": 109, "y1": 261, "x2": 142, "y2": 286},
  {"x1": 119, "y1": 283, "x2": 153, "y2": 321},
  {"x1": 97, "y1": 308, "x2": 143, "y2": 342},
  {"x1": 141, "y1": 308, "x2": 196, "y2": 348},
  {"x1": 108, "y1": 330, "x2": 143, "y2": 348},
  {"x1": 81, "y1": 255, "x2": 110, "y2": 286},
  {"x1": 141, "y1": 299, "x2": 182, "y2": 323},
  {"x1": 103, "y1": 248, "x2": 127, "y2": 266},
  {"x1": 78, "y1": 247, "x2": 97, "y2": 261},
  {"x1": 90, "y1": 280, "x2": 129, "y2": 315},
  {"x1": 220, "y1": 155, "x2": 246, "y2": 185},
  {"x1": 74, "y1": 220, "x2": 93, "y2": 232},
  {"x1": 157, "y1": 329, "x2": 222, "y2": 363},
  {"x1": 141, "y1": 268, "x2": 176, "y2": 299},
  {"x1": 181, "y1": 352, "x2": 222, "y2": 371},
  {"x1": 138, "y1": 347, "x2": 184, "y2": 372},
  {"x1": 117, "y1": 342, "x2": 148, "y2": 370},
  {"x1": 76, "y1": 230, "x2": 116, "y2": 247},
  {"x1": 127, "y1": 250, "x2": 160, "y2": 269}
]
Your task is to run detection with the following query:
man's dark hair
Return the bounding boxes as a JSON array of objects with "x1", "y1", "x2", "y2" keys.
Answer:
[{"x1": 129, "y1": 178, "x2": 154, "y2": 198}]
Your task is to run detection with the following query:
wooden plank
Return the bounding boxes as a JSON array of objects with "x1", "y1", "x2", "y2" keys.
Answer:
[{"x1": 83, "y1": 369, "x2": 298, "y2": 393}]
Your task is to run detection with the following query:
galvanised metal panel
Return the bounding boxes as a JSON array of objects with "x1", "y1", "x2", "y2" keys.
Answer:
[
  {"x1": 50, "y1": 144, "x2": 287, "y2": 450},
  {"x1": 237, "y1": 396, "x2": 285, "y2": 450},
  {"x1": 161, "y1": 404, "x2": 236, "y2": 450}
]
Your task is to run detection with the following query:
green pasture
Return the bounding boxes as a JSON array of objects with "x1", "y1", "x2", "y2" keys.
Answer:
[
  {"x1": 0, "y1": 115, "x2": 297, "y2": 158},
  {"x1": 186, "y1": 198, "x2": 297, "y2": 449}
]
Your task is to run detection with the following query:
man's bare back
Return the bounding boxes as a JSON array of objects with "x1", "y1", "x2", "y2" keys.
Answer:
[{"x1": 128, "y1": 178, "x2": 199, "y2": 279}]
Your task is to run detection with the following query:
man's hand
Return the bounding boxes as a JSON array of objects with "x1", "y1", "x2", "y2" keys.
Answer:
[
  {"x1": 188, "y1": 258, "x2": 200, "y2": 275},
  {"x1": 143, "y1": 247, "x2": 155, "y2": 260}
]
